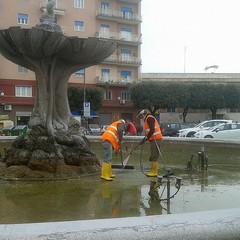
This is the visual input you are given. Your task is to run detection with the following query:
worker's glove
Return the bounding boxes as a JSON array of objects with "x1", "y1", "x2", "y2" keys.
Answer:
[{"x1": 139, "y1": 137, "x2": 147, "y2": 145}]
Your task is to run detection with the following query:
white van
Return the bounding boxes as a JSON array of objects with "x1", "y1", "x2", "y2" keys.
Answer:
[{"x1": 0, "y1": 120, "x2": 14, "y2": 129}]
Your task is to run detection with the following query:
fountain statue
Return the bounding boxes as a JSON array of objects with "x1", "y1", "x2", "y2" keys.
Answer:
[{"x1": 0, "y1": 0, "x2": 117, "y2": 179}]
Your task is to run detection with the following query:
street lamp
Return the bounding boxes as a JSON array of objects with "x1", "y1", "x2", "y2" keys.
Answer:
[{"x1": 83, "y1": 69, "x2": 86, "y2": 103}]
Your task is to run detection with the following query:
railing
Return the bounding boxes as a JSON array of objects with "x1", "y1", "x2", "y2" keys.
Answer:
[
  {"x1": 117, "y1": 0, "x2": 141, "y2": 3},
  {"x1": 96, "y1": 9, "x2": 142, "y2": 22},
  {"x1": 103, "y1": 55, "x2": 141, "y2": 65},
  {"x1": 95, "y1": 31, "x2": 142, "y2": 43},
  {"x1": 96, "y1": 76, "x2": 140, "y2": 85}
]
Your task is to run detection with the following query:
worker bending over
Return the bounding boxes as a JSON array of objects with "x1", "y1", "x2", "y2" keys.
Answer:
[
  {"x1": 100, "y1": 119, "x2": 126, "y2": 181},
  {"x1": 137, "y1": 110, "x2": 162, "y2": 177}
]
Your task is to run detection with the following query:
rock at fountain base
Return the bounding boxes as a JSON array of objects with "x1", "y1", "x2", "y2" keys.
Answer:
[
  {"x1": 0, "y1": 133, "x2": 101, "y2": 180},
  {"x1": 0, "y1": 157, "x2": 100, "y2": 180}
]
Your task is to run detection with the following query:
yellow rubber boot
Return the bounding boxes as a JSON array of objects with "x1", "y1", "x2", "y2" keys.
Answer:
[
  {"x1": 146, "y1": 162, "x2": 158, "y2": 177},
  {"x1": 109, "y1": 163, "x2": 115, "y2": 178},
  {"x1": 101, "y1": 162, "x2": 113, "y2": 181}
]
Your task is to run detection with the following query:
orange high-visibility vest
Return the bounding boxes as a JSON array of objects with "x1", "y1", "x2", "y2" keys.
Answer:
[
  {"x1": 143, "y1": 115, "x2": 162, "y2": 141},
  {"x1": 101, "y1": 120, "x2": 122, "y2": 151}
]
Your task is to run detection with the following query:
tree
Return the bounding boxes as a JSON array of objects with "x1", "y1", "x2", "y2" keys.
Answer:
[
  {"x1": 130, "y1": 81, "x2": 166, "y2": 114},
  {"x1": 174, "y1": 84, "x2": 191, "y2": 123},
  {"x1": 224, "y1": 84, "x2": 240, "y2": 109},
  {"x1": 189, "y1": 84, "x2": 239, "y2": 119},
  {"x1": 130, "y1": 82, "x2": 190, "y2": 120},
  {"x1": 68, "y1": 87, "x2": 104, "y2": 113},
  {"x1": 130, "y1": 82, "x2": 240, "y2": 122}
]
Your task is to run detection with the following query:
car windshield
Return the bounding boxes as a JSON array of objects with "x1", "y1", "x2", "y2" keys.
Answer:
[
  {"x1": 208, "y1": 124, "x2": 223, "y2": 131},
  {"x1": 14, "y1": 125, "x2": 27, "y2": 130},
  {"x1": 194, "y1": 122, "x2": 203, "y2": 128},
  {"x1": 89, "y1": 124, "x2": 100, "y2": 129}
]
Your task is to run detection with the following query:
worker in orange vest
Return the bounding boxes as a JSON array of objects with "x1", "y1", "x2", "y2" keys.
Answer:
[
  {"x1": 100, "y1": 119, "x2": 126, "y2": 181},
  {"x1": 137, "y1": 109, "x2": 162, "y2": 177}
]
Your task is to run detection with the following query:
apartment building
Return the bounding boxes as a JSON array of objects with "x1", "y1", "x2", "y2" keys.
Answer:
[{"x1": 0, "y1": 0, "x2": 142, "y2": 126}]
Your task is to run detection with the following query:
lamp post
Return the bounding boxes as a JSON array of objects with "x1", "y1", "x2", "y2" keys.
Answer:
[{"x1": 83, "y1": 69, "x2": 86, "y2": 103}]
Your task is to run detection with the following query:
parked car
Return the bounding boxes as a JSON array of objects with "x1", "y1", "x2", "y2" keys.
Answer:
[
  {"x1": 2, "y1": 125, "x2": 28, "y2": 136},
  {"x1": 160, "y1": 123, "x2": 193, "y2": 137},
  {"x1": 88, "y1": 124, "x2": 101, "y2": 135},
  {"x1": 2, "y1": 125, "x2": 15, "y2": 136},
  {"x1": 194, "y1": 122, "x2": 240, "y2": 140},
  {"x1": 100, "y1": 125, "x2": 109, "y2": 135},
  {"x1": 177, "y1": 119, "x2": 233, "y2": 137},
  {"x1": 0, "y1": 119, "x2": 14, "y2": 129}
]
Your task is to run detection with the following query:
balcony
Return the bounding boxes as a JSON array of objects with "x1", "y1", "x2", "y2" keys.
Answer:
[
  {"x1": 96, "y1": 9, "x2": 141, "y2": 25},
  {"x1": 96, "y1": 76, "x2": 140, "y2": 86},
  {"x1": 103, "y1": 54, "x2": 141, "y2": 66},
  {"x1": 40, "y1": 0, "x2": 66, "y2": 16},
  {"x1": 95, "y1": 31, "x2": 142, "y2": 46},
  {"x1": 117, "y1": 0, "x2": 141, "y2": 3},
  {"x1": 103, "y1": 98, "x2": 134, "y2": 108},
  {"x1": 0, "y1": 94, "x2": 34, "y2": 106}
]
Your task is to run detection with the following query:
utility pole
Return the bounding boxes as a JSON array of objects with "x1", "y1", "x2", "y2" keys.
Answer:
[{"x1": 184, "y1": 46, "x2": 186, "y2": 73}]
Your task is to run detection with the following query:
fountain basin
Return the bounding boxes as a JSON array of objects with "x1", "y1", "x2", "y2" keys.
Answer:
[{"x1": 0, "y1": 136, "x2": 240, "y2": 224}]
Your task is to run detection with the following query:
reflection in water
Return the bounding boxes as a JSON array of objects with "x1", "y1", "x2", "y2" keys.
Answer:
[
  {"x1": 142, "y1": 199, "x2": 164, "y2": 215},
  {"x1": 86, "y1": 182, "x2": 122, "y2": 219},
  {"x1": 200, "y1": 171, "x2": 209, "y2": 192},
  {"x1": 0, "y1": 141, "x2": 240, "y2": 223}
]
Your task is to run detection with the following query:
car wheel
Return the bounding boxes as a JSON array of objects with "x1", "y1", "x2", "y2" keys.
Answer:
[
  {"x1": 186, "y1": 131, "x2": 196, "y2": 137},
  {"x1": 204, "y1": 135, "x2": 213, "y2": 138}
]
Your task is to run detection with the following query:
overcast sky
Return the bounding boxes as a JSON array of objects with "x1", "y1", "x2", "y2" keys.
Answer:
[{"x1": 141, "y1": 0, "x2": 240, "y2": 73}]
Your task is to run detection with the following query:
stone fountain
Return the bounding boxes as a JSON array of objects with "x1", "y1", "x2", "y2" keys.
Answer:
[{"x1": 0, "y1": 1, "x2": 117, "y2": 179}]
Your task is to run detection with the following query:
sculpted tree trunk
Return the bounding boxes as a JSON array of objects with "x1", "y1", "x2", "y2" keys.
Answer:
[{"x1": 0, "y1": 2, "x2": 117, "y2": 179}]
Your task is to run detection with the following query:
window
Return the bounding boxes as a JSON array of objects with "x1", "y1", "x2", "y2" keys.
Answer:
[
  {"x1": 15, "y1": 86, "x2": 32, "y2": 97},
  {"x1": 100, "y1": 24, "x2": 110, "y2": 37},
  {"x1": 120, "y1": 49, "x2": 131, "y2": 61},
  {"x1": 74, "y1": 21, "x2": 84, "y2": 31},
  {"x1": 18, "y1": 65, "x2": 28, "y2": 73},
  {"x1": 101, "y1": 69, "x2": 110, "y2": 82},
  {"x1": 74, "y1": 0, "x2": 84, "y2": 8},
  {"x1": 104, "y1": 89, "x2": 112, "y2": 100},
  {"x1": 120, "y1": 70, "x2": 131, "y2": 83},
  {"x1": 121, "y1": 91, "x2": 131, "y2": 100},
  {"x1": 101, "y1": 2, "x2": 109, "y2": 14},
  {"x1": 75, "y1": 69, "x2": 85, "y2": 77},
  {"x1": 121, "y1": 27, "x2": 132, "y2": 40},
  {"x1": 100, "y1": 24, "x2": 110, "y2": 34},
  {"x1": 121, "y1": 7, "x2": 133, "y2": 19},
  {"x1": 18, "y1": 13, "x2": 28, "y2": 25},
  {"x1": 167, "y1": 108, "x2": 176, "y2": 113}
]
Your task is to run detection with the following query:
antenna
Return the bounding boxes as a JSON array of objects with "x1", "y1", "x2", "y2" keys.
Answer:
[{"x1": 184, "y1": 46, "x2": 186, "y2": 73}]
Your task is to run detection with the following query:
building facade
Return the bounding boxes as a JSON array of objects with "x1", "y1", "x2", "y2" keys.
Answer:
[{"x1": 0, "y1": 0, "x2": 142, "y2": 125}]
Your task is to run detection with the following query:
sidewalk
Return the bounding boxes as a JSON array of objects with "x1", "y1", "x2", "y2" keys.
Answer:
[{"x1": 0, "y1": 208, "x2": 240, "y2": 240}]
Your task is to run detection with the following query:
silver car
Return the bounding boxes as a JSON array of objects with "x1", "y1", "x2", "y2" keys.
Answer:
[{"x1": 88, "y1": 124, "x2": 101, "y2": 135}]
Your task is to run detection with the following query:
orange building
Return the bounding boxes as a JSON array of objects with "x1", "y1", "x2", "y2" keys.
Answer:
[{"x1": 0, "y1": 0, "x2": 142, "y2": 125}]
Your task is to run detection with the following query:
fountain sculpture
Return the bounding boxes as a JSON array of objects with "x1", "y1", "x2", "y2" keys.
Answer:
[{"x1": 0, "y1": 1, "x2": 117, "y2": 179}]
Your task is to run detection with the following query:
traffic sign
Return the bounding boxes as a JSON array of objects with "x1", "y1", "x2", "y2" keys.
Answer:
[{"x1": 84, "y1": 102, "x2": 90, "y2": 117}]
